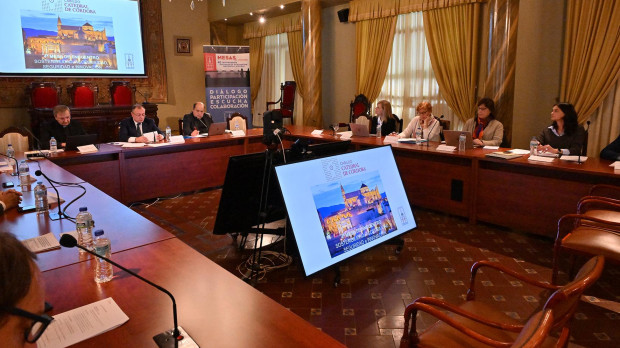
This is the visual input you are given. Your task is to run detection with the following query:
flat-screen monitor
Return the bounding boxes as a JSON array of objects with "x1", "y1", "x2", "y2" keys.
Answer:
[
  {"x1": 275, "y1": 145, "x2": 416, "y2": 276},
  {"x1": 0, "y1": 0, "x2": 146, "y2": 77}
]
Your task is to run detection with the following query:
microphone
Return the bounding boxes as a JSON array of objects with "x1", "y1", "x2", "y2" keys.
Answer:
[
  {"x1": 0, "y1": 153, "x2": 19, "y2": 176},
  {"x1": 198, "y1": 117, "x2": 209, "y2": 132},
  {"x1": 578, "y1": 120, "x2": 591, "y2": 164},
  {"x1": 133, "y1": 87, "x2": 150, "y2": 104},
  {"x1": 425, "y1": 115, "x2": 443, "y2": 147},
  {"x1": 34, "y1": 169, "x2": 65, "y2": 221},
  {"x1": 59, "y1": 234, "x2": 186, "y2": 348}
]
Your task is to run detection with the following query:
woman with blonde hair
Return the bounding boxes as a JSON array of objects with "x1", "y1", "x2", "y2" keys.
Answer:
[
  {"x1": 371, "y1": 100, "x2": 398, "y2": 136},
  {"x1": 399, "y1": 101, "x2": 441, "y2": 141}
]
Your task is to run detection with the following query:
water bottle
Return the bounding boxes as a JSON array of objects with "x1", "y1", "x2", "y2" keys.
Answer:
[
  {"x1": 530, "y1": 137, "x2": 539, "y2": 156},
  {"x1": 93, "y1": 230, "x2": 113, "y2": 283},
  {"x1": 19, "y1": 160, "x2": 30, "y2": 191},
  {"x1": 6, "y1": 144, "x2": 16, "y2": 175},
  {"x1": 50, "y1": 137, "x2": 57, "y2": 154},
  {"x1": 458, "y1": 133, "x2": 466, "y2": 151},
  {"x1": 415, "y1": 127, "x2": 423, "y2": 144},
  {"x1": 376, "y1": 122, "x2": 382, "y2": 138},
  {"x1": 34, "y1": 181, "x2": 48, "y2": 215},
  {"x1": 165, "y1": 126, "x2": 171, "y2": 142},
  {"x1": 76, "y1": 207, "x2": 94, "y2": 252}
]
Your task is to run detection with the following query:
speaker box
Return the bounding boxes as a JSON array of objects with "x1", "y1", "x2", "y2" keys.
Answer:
[{"x1": 337, "y1": 9, "x2": 349, "y2": 23}]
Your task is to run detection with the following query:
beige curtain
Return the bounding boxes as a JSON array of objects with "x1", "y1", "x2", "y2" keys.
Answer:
[
  {"x1": 349, "y1": 0, "x2": 485, "y2": 21},
  {"x1": 560, "y1": 0, "x2": 620, "y2": 123},
  {"x1": 355, "y1": 16, "x2": 398, "y2": 104},
  {"x1": 287, "y1": 30, "x2": 304, "y2": 98},
  {"x1": 423, "y1": 3, "x2": 481, "y2": 122},
  {"x1": 243, "y1": 13, "x2": 301, "y2": 39},
  {"x1": 249, "y1": 37, "x2": 265, "y2": 114},
  {"x1": 587, "y1": 79, "x2": 620, "y2": 157}
]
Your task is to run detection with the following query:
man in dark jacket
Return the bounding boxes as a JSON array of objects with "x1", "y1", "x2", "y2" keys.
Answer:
[
  {"x1": 119, "y1": 104, "x2": 164, "y2": 142},
  {"x1": 182, "y1": 102, "x2": 213, "y2": 136},
  {"x1": 40, "y1": 105, "x2": 86, "y2": 149}
]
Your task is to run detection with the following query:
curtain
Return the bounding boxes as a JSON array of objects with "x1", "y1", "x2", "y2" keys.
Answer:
[
  {"x1": 560, "y1": 0, "x2": 620, "y2": 123},
  {"x1": 243, "y1": 12, "x2": 302, "y2": 39},
  {"x1": 355, "y1": 16, "x2": 398, "y2": 104},
  {"x1": 423, "y1": 3, "x2": 481, "y2": 122},
  {"x1": 349, "y1": 0, "x2": 485, "y2": 21},
  {"x1": 587, "y1": 79, "x2": 620, "y2": 157},
  {"x1": 287, "y1": 30, "x2": 304, "y2": 99},
  {"x1": 249, "y1": 37, "x2": 265, "y2": 116},
  {"x1": 377, "y1": 12, "x2": 455, "y2": 125}
]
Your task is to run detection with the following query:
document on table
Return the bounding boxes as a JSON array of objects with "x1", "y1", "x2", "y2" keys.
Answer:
[
  {"x1": 383, "y1": 135, "x2": 399, "y2": 144},
  {"x1": 436, "y1": 144, "x2": 456, "y2": 152},
  {"x1": 77, "y1": 144, "x2": 98, "y2": 154},
  {"x1": 121, "y1": 142, "x2": 146, "y2": 148},
  {"x1": 21, "y1": 233, "x2": 60, "y2": 253},
  {"x1": 506, "y1": 149, "x2": 531, "y2": 155},
  {"x1": 38, "y1": 298, "x2": 129, "y2": 348},
  {"x1": 528, "y1": 155, "x2": 555, "y2": 162},
  {"x1": 560, "y1": 155, "x2": 588, "y2": 162},
  {"x1": 311, "y1": 129, "x2": 323, "y2": 135}
]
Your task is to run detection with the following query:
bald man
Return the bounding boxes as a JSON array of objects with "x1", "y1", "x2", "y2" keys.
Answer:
[{"x1": 182, "y1": 102, "x2": 213, "y2": 136}]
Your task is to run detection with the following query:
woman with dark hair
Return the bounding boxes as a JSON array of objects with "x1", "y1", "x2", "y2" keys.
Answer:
[
  {"x1": 462, "y1": 98, "x2": 504, "y2": 146},
  {"x1": 370, "y1": 100, "x2": 397, "y2": 136},
  {"x1": 535, "y1": 103, "x2": 585, "y2": 156}
]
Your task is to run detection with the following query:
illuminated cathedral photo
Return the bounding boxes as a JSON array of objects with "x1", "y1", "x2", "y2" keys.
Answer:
[
  {"x1": 312, "y1": 172, "x2": 397, "y2": 258},
  {"x1": 21, "y1": 10, "x2": 117, "y2": 70}
]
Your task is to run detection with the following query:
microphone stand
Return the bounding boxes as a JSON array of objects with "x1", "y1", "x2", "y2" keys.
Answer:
[
  {"x1": 578, "y1": 120, "x2": 591, "y2": 165},
  {"x1": 426, "y1": 117, "x2": 440, "y2": 148},
  {"x1": 20, "y1": 126, "x2": 46, "y2": 158},
  {"x1": 59, "y1": 235, "x2": 186, "y2": 348},
  {"x1": 0, "y1": 153, "x2": 19, "y2": 176},
  {"x1": 34, "y1": 170, "x2": 66, "y2": 221}
]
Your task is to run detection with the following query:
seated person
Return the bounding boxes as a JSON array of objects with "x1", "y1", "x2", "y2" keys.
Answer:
[
  {"x1": 183, "y1": 102, "x2": 213, "y2": 136},
  {"x1": 536, "y1": 103, "x2": 585, "y2": 156},
  {"x1": 0, "y1": 232, "x2": 49, "y2": 348},
  {"x1": 40, "y1": 105, "x2": 86, "y2": 149},
  {"x1": 119, "y1": 104, "x2": 164, "y2": 143},
  {"x1": 600, "y1": 134, "x2": 620, "y2": 161},
  {"x1": 463, "y1": 98, "x2": 503, "y2": 146},
  {"x1": 369, "y1": 100, "x2": 397, "y2": 136},
  {"x1": 0, "y1": 189, "x2": 22, "y2": 215},
  {"x1": 399, "y1": 101, "x2": 441, "y2": 142}
]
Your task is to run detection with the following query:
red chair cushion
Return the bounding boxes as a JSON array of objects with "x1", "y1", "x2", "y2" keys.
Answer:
[
  {"x1": 73, "y1": 86, "x2": 94, "y2": 107},
  {"x1": 112, "y1": 86, "x2": 132, "y2": 105},
  {"x1": 32, "y1": 87, "x2": 58, "y2": 108}
]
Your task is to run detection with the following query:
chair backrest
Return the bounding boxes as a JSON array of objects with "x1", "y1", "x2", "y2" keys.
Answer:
[
  {"x1": 0, "y1": 127, "x2": 31, "y2": 153},
  {"x1": 543, "y1": 255, "x2": 604, "y2": 330},
  {"x1": 227, "y1": 113, "x2": 248, "y2": 132},
  {"x1": 68, "y1": 82, "x2": 98, "y2": 108},
  {"x1": 178, "y1": 118, "x2": 184, "y2": 136},
  {"x1": 280, "y1": 81, "x2": 296, "y2": 111},
  {"x1": 394, "y1": 114, "x2": 404, "y2": 133},
  {"x1": 28, "y1": 82, "x2": 61, "y2": 108},
  {"x1": 350, "y1": 94, "x2": 370, "y2": 123},
  {"x1": 354, "y1": 115, "x2": 371, "y2": 130},
  {"x1": 110, "y1": 81, "x2": 135, "y2": 106},
  {"x1": 510, "y1": 309, "x2": 556, "y2": 348}
]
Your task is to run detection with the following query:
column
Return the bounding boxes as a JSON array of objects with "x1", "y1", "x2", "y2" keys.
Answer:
[{"x1": 302, "y1": 0, "x2": 322, "y2": 127}]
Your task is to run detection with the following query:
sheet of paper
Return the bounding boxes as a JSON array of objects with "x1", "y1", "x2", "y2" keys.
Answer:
[
  {"x1": 383, "y1": 135, "x2": 399, "y2": 144},
  {"x1": 22, "y1": 233, "x2": 60, "y2": 253},
  {"x1": 560, "y1": 155, "x2": 588, "y2": 162},
  {"x1": 38, "y1": 298, "x2": 129, "y2": 348},
  {"x1": 170, "y1": 135, "x2": 185, "y2": 143},
  {"x1": 141, "y1": 131, "x2": 159, "y2": 141},
  {"x1": 483, "y1": 145, "x2": 499, "y2": 150},
  {"x1": 397, "y1": 138, "x2": 417, "y2": 144},
  {"x1": 231, "y1": 130, "x2": 245, "y2": 137},
  {"x1": 436, "y1": 145, "x2": 456, "y2": 152},
  {"x1": 507, "y1": 149, "x2": 530, "y2": 155},
  {"x1": 528, "y1": 155, "x2": 555, "y2": 162},
  {"x1": 77, "y1": 144, "x2": 98, "y2": 154},
  {"x1": 47, "y1": 192, "x2": 65, "y2": 204},
  {"x1": 121, "y1": 143, "x2": 146, "y2": 148},
  {"x1": 609, "y1": 161, "x2": 620, "y2": 169},
  {"x1": 311, "y1": 129, "x2": 323, "y2": 135},
  {"x1": 147, "y1": 142, "x2": 174, "y2": 147},
  {"x1": 339, "y1": 131, "x2": 352, "y2": 140}
]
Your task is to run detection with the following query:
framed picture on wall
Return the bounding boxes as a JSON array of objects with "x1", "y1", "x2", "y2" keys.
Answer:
[{"x1": 175, "y1": 36, "x2": 192, "y2": 56}]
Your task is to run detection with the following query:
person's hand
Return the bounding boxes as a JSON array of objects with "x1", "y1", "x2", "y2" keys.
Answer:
[
  {"x1": 0, "y1": 189, "x2": 23, "y2": 210},
  {"x1": 537, "y1": 144, "x2": 557, "y2": 154},
  {"x1": 191, "y1": 129, "x2": 199, "y2": 136},
  {"x1": 473, "y1": 139, "x2": 483, "y2": 146},
  {"x1": 60, "y1": 142, "x2": 67, "y2": 148},
  {"x1": 136, "y1": 136, "x2": 149, "y2": 143}
]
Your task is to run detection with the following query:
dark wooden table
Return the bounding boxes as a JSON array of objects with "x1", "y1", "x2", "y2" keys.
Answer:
[{"x1": 41, "y1": 238, "x2": 345, "y2": 347}]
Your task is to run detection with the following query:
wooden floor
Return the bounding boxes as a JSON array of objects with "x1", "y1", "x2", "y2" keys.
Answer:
[{"x1": 132, "y1": 189, "x2": 620, "y2": 348}]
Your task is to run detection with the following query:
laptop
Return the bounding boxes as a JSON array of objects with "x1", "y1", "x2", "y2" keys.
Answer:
[
  {"x1": 349, "y1": 123, "x2": 371, "y2": 137},
  {"x1": 65, "y1": 134, "x2": 98, "y2": 151},
  {"x1": 208, "y1": 122, "x2": 227, "y2": 136},
  {"x1": 443, "y1": 130, "x2": 475, "y2": 149}
]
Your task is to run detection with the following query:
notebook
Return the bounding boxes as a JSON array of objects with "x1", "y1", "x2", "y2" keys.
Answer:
[
  {"x1": 65, "y1": 134, "x2": 98, "y2": 151},
  {"x1": 349, "y1": 123, "x2": 371, "y2": 137},
  {"x1": 443, "y1": 130, "x2": 474, "y2": 149},
  {"x1": 208, "y1": 122, "x2": 227, "y2": 136}
]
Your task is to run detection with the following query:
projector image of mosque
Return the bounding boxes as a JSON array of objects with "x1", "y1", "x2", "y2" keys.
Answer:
[
  {"x1": 314, "y1": 176, "x2": 397, "y2": 258},
  {"x1": 22, "y1": 16, "x2": 117, "y2": 70}
]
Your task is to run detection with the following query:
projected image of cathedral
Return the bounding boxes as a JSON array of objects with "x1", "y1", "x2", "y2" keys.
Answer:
[
  {"x1": 312, "y1": 172, "x2": 397, "y2": 258},
  {"x1": 21, "y1": 12, "x2": 117, "y2": 70}
]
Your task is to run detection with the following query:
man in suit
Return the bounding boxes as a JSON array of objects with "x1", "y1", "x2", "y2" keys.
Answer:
[
  {"x1": 600, "y1": 134, "x2": 620, "y2": 161},
  {"x1": 40, "y1": 105, "x2": 86, "y2": 149},
  {"x1": 182, "y1": 102, "x2": 213, "y2": 136},
  {"x1": 119, "y1": 104, "x2": 164, "y2": 143},
  {"x1": 0, "y1": 189, "x2": 22, "y2": 214}
]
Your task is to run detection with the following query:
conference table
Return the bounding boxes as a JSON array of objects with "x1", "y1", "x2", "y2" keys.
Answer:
[
  {"x1": 48, "y1": 125, "x2": 620, "y2": 238},
  {"x1": 2, "y1": 154, "x2": 344, "y2": 347}
]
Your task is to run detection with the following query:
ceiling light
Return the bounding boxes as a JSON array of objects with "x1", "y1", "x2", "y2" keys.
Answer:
[
  {"x1": 280, "y1": 4, "x2": 285, "y2": 9},
  {"x1": 249, "y1": 12, "x2": 253, "y2": 16},
  {"x1": 259, "y1": 16, "x2": 266, "y2": 23}
]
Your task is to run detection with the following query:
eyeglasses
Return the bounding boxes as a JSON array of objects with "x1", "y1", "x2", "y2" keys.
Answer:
[
  {"x1": 132, "y1": 112, "x2": 146, "y2": 117},
  {"x1": 9, "y1": 307, "x2": 54, "y2": 343}
]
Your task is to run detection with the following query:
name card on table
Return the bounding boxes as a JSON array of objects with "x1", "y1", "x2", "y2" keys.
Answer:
[
  {"x1": 436, "y1": 144, "x2": 456, "y2": 152},
  {"x1": 311, "y1": 129, "x2": 323, "y2": 135},
  {"x1": 383, "y1": 135, "x2": 399, "y2": 144},
  {"x1": 339, "y1": 131, "x2": 352, "y2": 140},
  {"x1": 560, "y1": 155, "x2": 588, "y2": 162},
  {"x1": 528, "y1": 155, "x2": 556, "y2": 162},
  {"x1": 231, "y1": 130, "x2": 245, "y2": 137},
  {"x1": 77, "y1": 144, "x2": 98, "y2": 154}
]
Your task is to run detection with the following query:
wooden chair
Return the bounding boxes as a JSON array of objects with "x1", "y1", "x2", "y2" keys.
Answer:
[
  {"x1": 552, "y1": 213, "x2": 620, "y2": 284},
  {"x1": 266, "y1": 81, "x2": 296, "y2": 125},
  {"x1": 0, "y1": 127, "x2": 31, "y2": 154},
  {"x1": 27, "y1": 82, "x2": 61, "y2": 109},
  {"x1": 68, "y1": 82, "x2": 98, "y2": 108},
  {"x1": 350, "y1": 94, "x2": 370, "y2": 123},
  {"x1": 178, "y1": 118, "x2": 184, "y2": 136},
  {"x1": 401, "y1": 255, "x2": 605, "y2": 348},
  {"x1": 353, "y1": 114, "x2": 372, "y2": 132},
  {"x1": 227, "y1": 113, "x2": 248, "y2": 132},
  {"x1": 109, "y1": 81, "x2": 135, "y2": 106}
]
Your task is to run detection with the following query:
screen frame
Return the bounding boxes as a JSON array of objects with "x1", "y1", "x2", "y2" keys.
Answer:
[{"x1": 0, "y1": 0, "x2": 148, "y2": 78}]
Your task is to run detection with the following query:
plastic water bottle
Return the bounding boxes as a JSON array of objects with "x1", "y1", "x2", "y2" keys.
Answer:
[
  {"x1": 165, "y1": 126, "x2": 171, "y2": 142},
  {"x1": 76, "y1": 207, "x2": 94, "y2": 252},
  {"x1": 50, "y1": 137, "x2": 57, "y2": 154},
  {"x1": 34, "y1": 181, "x2": 48, "y2": 215},
  {"x1": 19, "y1": 160, "x2": 30, "y2": 191},
  {"x1": 530, "y1": 137, "x2": 539, "y2": 156},
  {"x1": 415, "y1": 127, "x2": 423, "y2": 144},
  {"x1": 93, "y1": 230, "x2": 113, "y2": 283},
  {"x1": 376, "y1": 122, "x2": 382, "y2": 138},
  {"x1": 6, "y1": 144, "x2": 16, "y2": 175},
  {"x1": 458, "y1": 133, "x2": 466, "y2": 151}
]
